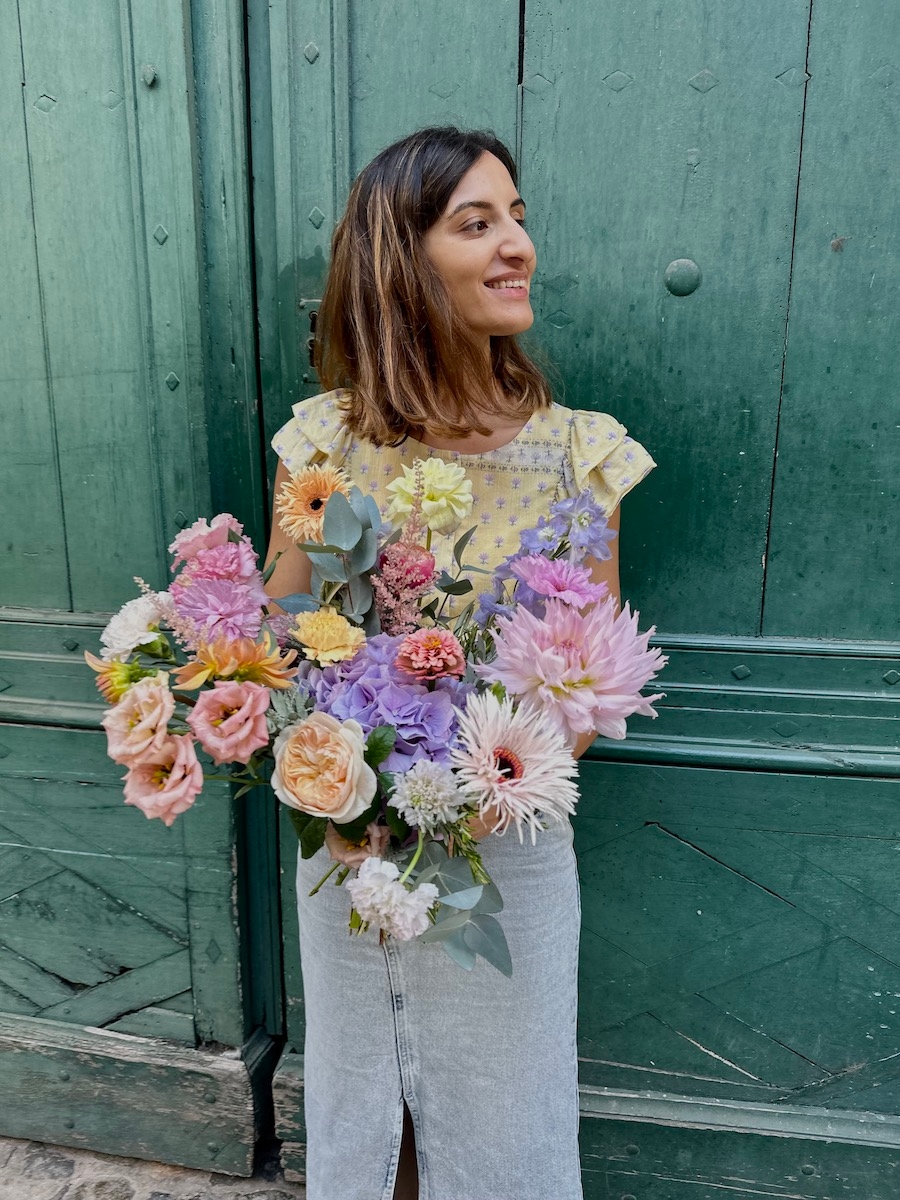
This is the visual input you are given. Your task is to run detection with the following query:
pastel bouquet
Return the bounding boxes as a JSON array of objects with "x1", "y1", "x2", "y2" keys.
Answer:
[{"x1": 87, "y1": 455, "x2": 665, "y2": 974}]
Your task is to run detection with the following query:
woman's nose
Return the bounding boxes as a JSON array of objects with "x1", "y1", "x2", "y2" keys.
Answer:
[{"x1": 500, "y1": 219, "x2": 535, "y2": 264}]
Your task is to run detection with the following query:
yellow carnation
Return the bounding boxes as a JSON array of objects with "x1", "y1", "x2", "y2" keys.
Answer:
[
  {"x1": 292, "y1": 607, "x2": 365, "y2": 664},
  {"x1": 385, "y1": 458, "x2": 474, "y2": 535}
]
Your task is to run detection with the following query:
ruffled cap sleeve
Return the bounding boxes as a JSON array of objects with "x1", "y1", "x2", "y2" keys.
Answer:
[
  {"x1": 564, "y1": 409, "x2": 656, "y2": 515},
  {"x1": 270, "y1": 390, "x2": 354, "y2": 473}
]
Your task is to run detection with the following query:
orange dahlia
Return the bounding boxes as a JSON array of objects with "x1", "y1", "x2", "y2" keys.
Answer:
[
  {"x1": 276, "y1": 464, "x2": 351, "y2": 544},
  {"x1": 173, "y1": 631, "x2": 298, "y2": 690}
]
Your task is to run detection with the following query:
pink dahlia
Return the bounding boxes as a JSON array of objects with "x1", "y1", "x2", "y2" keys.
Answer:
[
  {"x1": 187, "y1": 679, "x2": 271, "y2": 765},
  {"x1": 123, "y1": 733, "x2": 204, "y2": 826},
  {"x1": 170, "y1": 576, "x2": 267, "y2": 642},
  {"x1": 479, "y1": 598, "x2": 666, "y2": 742},
  {"x1": 168, "y1": 513, "x2": 243, "y2": 569},
  {"x1": 394, "y1": 629, "x2": 466, "y2": 680},
  {"x1": 510, "y1": 555, "x2": 608, "y2": 609}
]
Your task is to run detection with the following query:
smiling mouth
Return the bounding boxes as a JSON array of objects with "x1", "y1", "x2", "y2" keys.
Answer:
[{"x1": 485, "y1": 280, "x2": 529, "y2": 292}]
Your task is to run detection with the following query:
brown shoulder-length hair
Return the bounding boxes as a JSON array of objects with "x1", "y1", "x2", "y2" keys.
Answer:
[{"x1": 314, "y1": 126, "x2": 553, "y2": 445}]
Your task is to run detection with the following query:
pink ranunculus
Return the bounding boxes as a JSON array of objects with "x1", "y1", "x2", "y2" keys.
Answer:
[
  {"x1": 169, "y1": 575, "x2": 268, "y2": 642},
  {"x1": 479, "y1": 597, "x2": 667, "y2": 743},
  {"x1": 102, "y1": 674, "x2": 175, "y2": 765},
  {"x1": 510, "y1": 554, "x2": 609, "y2": 608},
  {"x1": 178, "y1": 539, "x2": 259, "y2": 584},
  {"x1": 168, "y1": 513, "x2": 244, "y2": 570},
  {"x1": 187, "y1": 679, "x2": 271, "y2": 765},
  {"x1": 123, "y1": 734, "x2": 204, "y2": 826},
  {"x1": 394, "y1": 628, "x2": 466, "y2": 680}
]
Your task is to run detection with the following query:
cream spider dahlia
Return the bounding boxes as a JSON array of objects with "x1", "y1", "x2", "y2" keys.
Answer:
[{"x1": 450, "y1": 692, "x2": 579, "y2": 844}]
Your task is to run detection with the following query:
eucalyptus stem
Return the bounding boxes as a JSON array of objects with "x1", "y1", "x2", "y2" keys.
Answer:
[{"x1": 399, "y1": 828, "x2": 425, "y2": 885}]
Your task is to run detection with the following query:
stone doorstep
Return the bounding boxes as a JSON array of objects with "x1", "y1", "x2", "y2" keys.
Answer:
[{"x1": 0, "y1": 1136, "x2": 306, "y2": 1200}]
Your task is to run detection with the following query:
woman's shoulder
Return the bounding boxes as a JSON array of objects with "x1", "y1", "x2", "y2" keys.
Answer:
[
  {"x1": 545, "y1": 402, "x2": 657, "y2": 513},
  {"x1": 271, "y1": 390, "x2": 354, "y2": 472}
]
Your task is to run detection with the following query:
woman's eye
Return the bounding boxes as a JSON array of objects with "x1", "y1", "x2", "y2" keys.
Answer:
[{"x1": 464, "y1": 219, "x2": 489, "y2": 233}]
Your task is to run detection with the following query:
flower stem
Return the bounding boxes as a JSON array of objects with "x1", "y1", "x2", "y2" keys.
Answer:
[
  {"x1": 308, "y1": 860, "x2": 341, "y2": 895},
  {"x1": 399, "y1": 828, "x2": 425, "y2": 885}
]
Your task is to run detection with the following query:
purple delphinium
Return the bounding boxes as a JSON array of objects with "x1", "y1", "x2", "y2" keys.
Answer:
[{"x1": 550, "y1": 490, "x2": 616, "y2": 561}]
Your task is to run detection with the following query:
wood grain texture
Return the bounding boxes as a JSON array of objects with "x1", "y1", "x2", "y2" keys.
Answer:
[
  {"x1": 523, "y1": 0, "x2": 812, "y2": 634},
  {"x1": 764, "y1": 0, "x2": 900, "y2": 638},
  {"x1": 0, "y1": 1013, "x2": 257, "y2": 1175}
]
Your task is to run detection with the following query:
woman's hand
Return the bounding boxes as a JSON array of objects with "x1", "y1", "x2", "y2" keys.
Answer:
[
  {"x1": 464, "y1": 809, "x2": 501, "y2": 842},
  {"x1": 324, "y1": 820, "x2": 391, "y2": 868}
]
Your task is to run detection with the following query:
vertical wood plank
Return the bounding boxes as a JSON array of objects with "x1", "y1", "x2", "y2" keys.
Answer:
[
  {"x1": 763, "y1": 0, "x2": 900, "y2": 638},
  {"x1": 0, "y1": 0, "x2": 69, "y2": 609},
  {"x1": 523, "y1": 0, "x2": 811, "y2": 634}
]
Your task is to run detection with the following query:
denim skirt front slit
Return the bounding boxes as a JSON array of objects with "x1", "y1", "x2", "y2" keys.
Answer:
[{"x1": 295, "y1": 817, "x2": 584, "y2": 1200}]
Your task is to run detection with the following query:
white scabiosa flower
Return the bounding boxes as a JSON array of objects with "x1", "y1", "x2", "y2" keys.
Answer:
[
  {"x1": 389, "y1": 761, "x2": 465, "y2": 831},
  {"x1": 100, "y1": 594, "x2": 168, "y2": 661},
  {"x1": 346, "y1": 857, "x2": 439, "y2": 941},
  {"x1": 450, "y1": 691, "x2": 580, "y2": 844}
]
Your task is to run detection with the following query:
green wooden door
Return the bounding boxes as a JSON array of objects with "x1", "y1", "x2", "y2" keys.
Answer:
[
  {"x1": 0, "y1": 0, "x2": 274, "y2": 1175},
  {"x1": 251, "y1": 1, "x2": 900, "y2": 1194}
]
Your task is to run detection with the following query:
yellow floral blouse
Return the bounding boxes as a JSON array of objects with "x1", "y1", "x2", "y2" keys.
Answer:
[{"x1": 272, "y1": 390, "x2": 655, "y2": 607}]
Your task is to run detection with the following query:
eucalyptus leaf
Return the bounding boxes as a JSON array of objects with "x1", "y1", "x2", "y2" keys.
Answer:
[
  {"x1": 312, "y1": 552, "x2": 348, "y2": 583},
  {"x1": 419, "y1": 907, "x2": 473, "y2": 939},
  {"x1": 294, "y1": 541, "x2": 345, "y2": 554},
  {"x1": 464, "y1": 914, "x2": 513, "y2": 977},
  {"x1": 362, "y1": 604, "x2": 382, "y2": 637},
  {"x1": 274, "y1": 591, "x2": 319, "y2": 614},
  {"x1": 323, "y1": 490, "x2": 363, "y2": 550},
  {"x1": 347, "y1": 485, "x2": 371, "y2": 526},
  {"x1": 441, "y1": 928, "x2": 477, "y2": 970},
  {"x1": 348, "y1": 571, "x2": 373, "y2": 615},
  {"x1": 364, "y1": 494, "x2": 384, "y2": 533},
  {"x1": 435, "y1": 884, "x2": 484, "y2": 910},
  {"x1": 349, "y1": 527, "x2": 377, "y2": 575},
  {"x1": 473, "y1": 878, "x2": 503, "y2": 914},
  {"x1": 452, "y1": 526, "x2": 477, "y2": 568}
]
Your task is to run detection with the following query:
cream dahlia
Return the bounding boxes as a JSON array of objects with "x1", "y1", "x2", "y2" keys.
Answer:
[{"x1": 450, "y1": 692, "x2": 580, "y2": 844}]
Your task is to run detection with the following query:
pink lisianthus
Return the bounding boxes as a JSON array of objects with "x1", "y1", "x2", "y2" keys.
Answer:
[
  {"x1": 395, "y1": 629, "x2": 466, "y2": 680},
  {"x1": 123, "y1": 733, "x2": 204, "y2": 826},
  {"x1": 178, "y1": 539, "x2": 259, "y2": 584},
  {"x1": 102, "y1": 674, "x2": 175, "y2": 765},
  {"x1": 170, "y1": 576, "x2": 268, "y2": 642},
  {"x1": 510, "y1": 555, "x2": 608, "y2": 608},
  {"x1": 168, "y1": 513, "x2": 243, "y2": 570},
  {"x1": 479, "y1": 597, "x2": 667, "y2": 742},
  {"x1": 187, "y1": 680, "x2": 271, "y2": 765}
]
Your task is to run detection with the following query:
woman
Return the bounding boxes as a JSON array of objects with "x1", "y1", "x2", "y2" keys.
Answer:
[{"x1": 265, "y1": 126, "x2": 655, "y2": 1200}]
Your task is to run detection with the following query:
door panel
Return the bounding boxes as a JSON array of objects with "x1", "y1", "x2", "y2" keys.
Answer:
[
  {"x1": 764, "y1": 0, "x2": 900, "y2": 638},
  {"x1": 523, "y1": 0, "x2": 812, "y2": 633}
]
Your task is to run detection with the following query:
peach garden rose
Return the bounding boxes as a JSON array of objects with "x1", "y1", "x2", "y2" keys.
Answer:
[{"x1": 271, "y1": 712, "x2": 376, "y2": 822}]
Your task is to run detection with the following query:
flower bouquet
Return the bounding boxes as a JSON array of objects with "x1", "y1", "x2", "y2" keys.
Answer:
[{"x1": 87, "y1": 456, "x2": 665, "y2": 975}]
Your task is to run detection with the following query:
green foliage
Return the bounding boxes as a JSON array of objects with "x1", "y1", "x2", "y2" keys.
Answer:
[
  {"x1": 332, "y1": 793, "x2": 382, "y2": 846},
  {"x1": 323, "y1": 490, "x2": 363, "y2": 550},
  {"x1": 364, "y1": 725, "x2": 397, "y2": 769},
  {"x1": 286, "y1": 809, "x2": 328, "y2": 859}
]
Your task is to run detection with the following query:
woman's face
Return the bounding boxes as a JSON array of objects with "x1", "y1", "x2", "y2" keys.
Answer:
[{"x1": 422, "y1": 152, "x2": 536, "y2": 343}]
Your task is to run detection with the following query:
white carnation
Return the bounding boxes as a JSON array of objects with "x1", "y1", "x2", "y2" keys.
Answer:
[
  {"x1": 388, "y1": 761, "x2": 464, "y2": 830},
  {"x1": 347, "y1": 857, "x2": 439, "y2": 941},
  {"x1": 100, "y1": 594, "x2": 168, "y2": 661}
]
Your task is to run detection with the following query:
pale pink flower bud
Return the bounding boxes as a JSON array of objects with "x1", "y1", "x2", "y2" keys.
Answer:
[
  {"x1": 187, "y1": 680, "x2": 271, "y2": 765},
  {"x1": 123, "y1": 734, "x2": 204, "y2": 827}
]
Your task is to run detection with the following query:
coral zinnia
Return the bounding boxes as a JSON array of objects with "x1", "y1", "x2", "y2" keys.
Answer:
[
  {"x1": 451, "y1": 692, "x2": 579, "y2": 843},
  {"x1": 479, "y1": 598, "x2": 666, "y2": 742},
  {"x1": 276, "y1": 464, "x2": 351, "y2": 543},
  {"x1": 173, "y1": 631, "x2": 298, "y2": 690}
]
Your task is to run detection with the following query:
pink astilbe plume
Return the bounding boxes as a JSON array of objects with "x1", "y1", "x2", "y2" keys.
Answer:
[
  {"x1": 372, "y1": 541, "x2": 437, "y2": 636},
  {"x1": 479, "y1": 598, "x2": 667, "y2": 742}
]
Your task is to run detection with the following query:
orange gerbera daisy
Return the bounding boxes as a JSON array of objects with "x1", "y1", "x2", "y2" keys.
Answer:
[
  {"x1": 275, "y1": 464, "x2": 351, "y2": 543},
  {"x1": 173, "y1": 631, "x2": 298, "y2": 690}
]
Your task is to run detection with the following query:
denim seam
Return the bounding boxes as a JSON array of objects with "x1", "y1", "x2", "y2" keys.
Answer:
[{"x1": 382, "y1": 939, "x2": 429, "y2": 1199}]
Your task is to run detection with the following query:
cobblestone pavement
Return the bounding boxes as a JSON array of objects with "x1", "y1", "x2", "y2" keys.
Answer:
[{"x1": 0, "y1": 1137, "x2": 306, "y2": 1200}]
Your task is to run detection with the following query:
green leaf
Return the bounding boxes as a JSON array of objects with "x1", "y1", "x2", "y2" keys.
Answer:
[
  {"x1": 262, "y1": 551, "x2": 283, "y2": 584},
  {"x1": 348, "y1": 571, "x2": 373, "y2": 616},
  {"x1": 323, "y1": 490, "x2": 363, "y2": 551},
  {"x1": 347, "y1": 486, "x2": 371, "y2": 526},
  {"x1": 384, "y1": 803, "x2": 410, "y2": 842},
  {"x1": 227, "y1": 529, "x2": 243, "y2": 544},
  {"x1": 452, "y1": 526, "x2": 477, "y2": 568},
  {"x1": 286, "y1": 809, "x2": 329, "y2": 859},
  {"x1": 350, "y1": 527, "x2": 378, "y2": 574},
  {"x1": 363, "y1": 495, "x2": 383, "y2": 533},
  {"x1": 436, "y1": 884, "x2": 484, "y2": 910},
  {"x1": 274, "y1": 591, "x2": 319, "y2": 614},
  {"x1": 311, "y1": 553, "x2": 348, "y2": 583},
  {"x1": 331, "y1": 794, "x2": 382, "y2": 845},
  {"x1": 436, "y1": 576, "x2": 473, "y2": 596},
  {"x1": 293, "y1": 541, "x2": 345, "y2": 554},
  {"x1": 419, "y1": 907, "x2": 472, "y2": 939},
  {"x1": 474, "y1": 878, "x2": 504, "y2": 915},
  {"x1": 364, "y1": 725, "x2": 397, "y2": 768},
  {"x1": 440, "y1": 928, "x2": 477, "y2": 970},
  {"x1": 464, "y1": 914, "x2": 513, "y2": 977}
]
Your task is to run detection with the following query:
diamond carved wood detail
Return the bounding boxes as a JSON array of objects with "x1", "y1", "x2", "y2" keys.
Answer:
[
  {"x1": 603, "y1": 71, "x2": 634, "y2": 93},
  {"x1": 688, "y1": 69, "x2": 719, "y2": 94},
  {"x1": 776, "y1": 66, "x2": 811, "y2": 87}
]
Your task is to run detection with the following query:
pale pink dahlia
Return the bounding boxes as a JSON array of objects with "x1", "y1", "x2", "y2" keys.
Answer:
[
  {"x1": 451, "y1": 692, "x2": 579, "y2": 843},
  {"x1": 479, "y1": 598, "x2": 666, "y2": 742},
  {"x1": 394, "y1": 628, "x2": 465, "y2": 680},
  {"x1": 510, "y1": 555, "x2": 608, "y2": 608}
]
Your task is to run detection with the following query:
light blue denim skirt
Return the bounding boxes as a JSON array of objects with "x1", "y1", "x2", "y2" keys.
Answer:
[{"x1": 295, "y1": 818, "x2": 583, "y2": 1200}]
